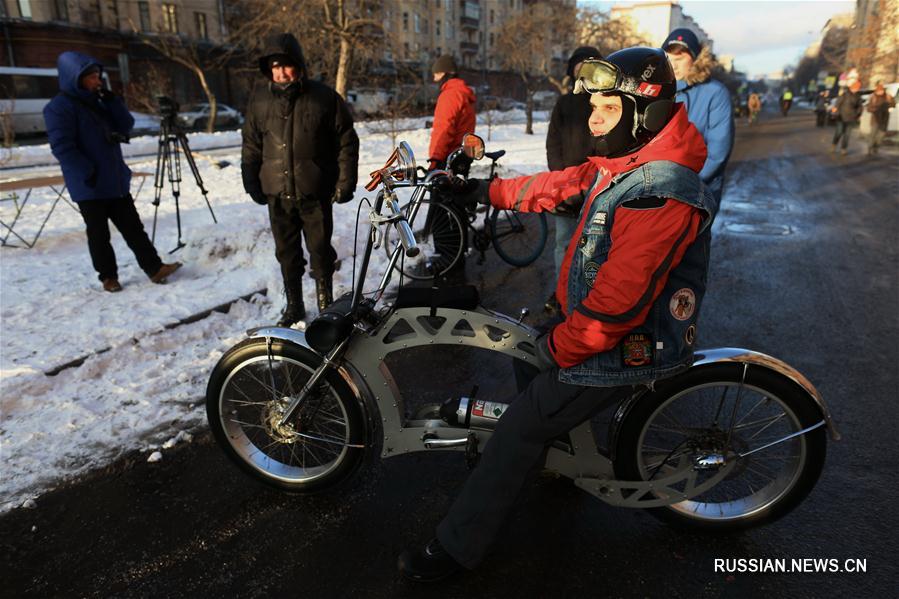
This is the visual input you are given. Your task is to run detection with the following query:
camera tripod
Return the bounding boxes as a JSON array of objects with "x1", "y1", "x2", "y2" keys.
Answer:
[{"x1": 151, "y1": 113, "x2": 217, "y2": 253}]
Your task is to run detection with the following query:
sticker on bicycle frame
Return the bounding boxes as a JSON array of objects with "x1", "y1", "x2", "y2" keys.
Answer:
[
  {"x1": 622, "y1": 333, "x2": 653, "y2": 367},
  {"x1": 584, "y1": 261, "x2": 600, "y2": 287},
  {"x1": 685, "y1": 324, "x2": 696, "y2": 345},
  {"x1": 669, "y1": 288, "x2": 696, "y2": 321}
]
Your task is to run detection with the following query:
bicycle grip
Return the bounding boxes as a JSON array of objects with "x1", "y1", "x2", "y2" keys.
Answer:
[{"x1": 385, "y1": 195, "x2": 420, "y2": 257}]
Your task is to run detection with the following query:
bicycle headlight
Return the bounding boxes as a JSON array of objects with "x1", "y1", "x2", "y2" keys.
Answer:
[{"x1": 387, "y1": 141, "x2": 416, "y2": 185}]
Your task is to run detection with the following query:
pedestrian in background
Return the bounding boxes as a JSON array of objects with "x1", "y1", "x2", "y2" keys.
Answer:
[
  {"x1": 663, "y1": 28, "x2": 734, "y2": 203},
  {"x1": 832, "y1": 81, "x2": 863, "y2": 156},
  {"x1": 780, "y1": 89, "x2": 793, "y2": 116},
  {"x1": 241, "y1": 33, "x2": 359, "y2": 326},
  {"x1": 544, "y1": 45, "x2": 602, "y2": 316},
  {"x1": 814, "y1": 91, "x2": 829, "y2": 127},
  {"x1": 748, "y1": 92, "x2": 762, "y2": 125},
  {"x1": 43, "y1": 51, "x2": 181, "y2": 293},
  {"x1": 428, "y1": 55, "x2": 476, "y2": 171},
  {"x1": 866, "y1": 82, "x2": 895, "y2": 156}
]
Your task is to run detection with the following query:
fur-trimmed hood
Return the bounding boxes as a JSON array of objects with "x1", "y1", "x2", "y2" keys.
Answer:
[{"x1": 682, "y1": 46, "x2": 717, "y2": 86}]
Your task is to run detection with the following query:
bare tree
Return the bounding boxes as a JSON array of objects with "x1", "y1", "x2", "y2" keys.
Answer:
[
  {"x1": 576, "y1": 8, "x2": 651, "y2": 57},
  {"x1": 495, "y1": 2, "x2": 576, "y2": 134},
  {"x1": 226, "y1": 0, "x2": 384, "y2": 99},
  {"x1": 128, "y1": 17, "x2": 233, "y2": 133}
]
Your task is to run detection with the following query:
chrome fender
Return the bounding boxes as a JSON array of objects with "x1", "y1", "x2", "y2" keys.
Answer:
[
  {"x1": 609, "y1": 347, "x2": 840, "y2": 459},
  {"x1": 246, "y1": 326, "x2": 383, "y2": 446},
  {"x1": 693, "y1": 348, "x2": 839, "y2": 440}
]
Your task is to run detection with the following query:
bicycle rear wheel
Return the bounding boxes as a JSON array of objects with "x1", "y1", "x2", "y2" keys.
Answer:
[
  {"x1": 488, "y1": 208, "x2": 548, "y2": 267},
  {"x1": 384, "y1": 200, "x2": 466, "y2": 280}
]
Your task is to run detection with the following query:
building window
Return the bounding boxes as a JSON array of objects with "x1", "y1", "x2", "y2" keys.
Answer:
[
  {"x1": 53, "y1": 0, "x2": 68, "y2": 21},
  {"x1": 490, "y1": 9, "x2": 494, "y2": 24},
  {"x1": 446, "y1": 23, "x2": 453, "y2": 39},
  {"x1": 195, "y1": 12, "x2": 208, "y2": 40},
  {"x1": 414, "y1": 13, "x2": 420, "y2": 33},
  {"x1": 404, "y1": 42, "x2": 409, "y2": 58},
  {"x1": 489, "y1": 32, "x2": 493, "y2": 47},
  {"x1": 16, "y1": 0, "x2": 32, "y2": 19},
  {"x1": 162, "y1": 3, "x2": 178, "y2": 33},
  {"x1": 138, "y1": 1, "x2": 151, "y2": 31},
  {"x1": 436, "y1": 19, "x2": 441, "y2": 36},
  {"x1": 403, "y1": 12, "x2": 408, "y2": 31}
]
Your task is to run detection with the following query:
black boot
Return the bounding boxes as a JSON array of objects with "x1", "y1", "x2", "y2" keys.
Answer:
[
  {"x1": 397, "y1": 538, "x2": 462, "y2": 582},
  {"x1": 277, "y1": 282, "x2": 306, "y2": 327},
  {"x1": 315, "y1": 276, "x2": 333, "y2": 312}
]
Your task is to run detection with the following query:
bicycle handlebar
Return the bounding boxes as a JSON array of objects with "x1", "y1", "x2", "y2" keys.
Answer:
[{"x1": 385, "y1": 193, "x2": 420, "y2": 258}]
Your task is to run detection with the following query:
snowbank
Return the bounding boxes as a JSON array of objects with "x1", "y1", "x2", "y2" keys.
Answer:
[{"x1": 0, "y1": 118, "x2": 550, "y2": 511}]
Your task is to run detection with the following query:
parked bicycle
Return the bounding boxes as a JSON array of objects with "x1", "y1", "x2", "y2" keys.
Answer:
[{"x1": 383, "y1": 149, "x2": 548, "y2": 280}]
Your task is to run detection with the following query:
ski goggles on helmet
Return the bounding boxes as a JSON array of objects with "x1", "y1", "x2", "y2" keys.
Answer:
[{"x1": 574, "y1": 59, "x2": 664, "y2": 99}]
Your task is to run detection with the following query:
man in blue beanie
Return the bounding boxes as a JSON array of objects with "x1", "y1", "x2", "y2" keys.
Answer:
[
  {"x1": 663, "y1": 28, "x2": 734, "y2": 203},
  {"x1": 43, "y1": 51, "x2": 180, "y2": 292}
]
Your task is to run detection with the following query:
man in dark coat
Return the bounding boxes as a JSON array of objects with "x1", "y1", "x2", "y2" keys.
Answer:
[
  {"x1": 544, "y1": 45, "x2": 601, "y2": 315},
  {"x1": 241, "y1": 33, "x2": 359, "y2": 325},
  {"x1": 866, "y1": 82, "x2": 895, "y2": 155},
  {"x1": 832, "y1": 81, "x2": 863, "y2": 156},
  {"x1": 43, "y1": 51, "x2": 180, "y2": 293}
]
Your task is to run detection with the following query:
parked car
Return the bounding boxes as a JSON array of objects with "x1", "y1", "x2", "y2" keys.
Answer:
[
  {"x1": 177, "y1": 103, "x2": 243, "y2": 130},
  {"x1": 346, "y1": 88, "x2": 392, "y2": 117},
  {"x1": 480, "y1": 95, "x2": 526, "y2": 111}
]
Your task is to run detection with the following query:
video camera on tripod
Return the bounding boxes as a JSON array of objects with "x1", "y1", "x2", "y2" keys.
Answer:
[{"x1": 151, "y1": 94, "x2": 217, "y2": 252}]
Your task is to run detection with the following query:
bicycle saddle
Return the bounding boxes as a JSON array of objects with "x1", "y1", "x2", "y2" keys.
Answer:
[{"x1": 485, "y1": 150, "x2": 506, "y2": 161}]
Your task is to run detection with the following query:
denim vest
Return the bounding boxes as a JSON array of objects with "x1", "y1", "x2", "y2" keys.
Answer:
[{"x1": 559, "y1": 160, "x2": 718, "y2": 387}]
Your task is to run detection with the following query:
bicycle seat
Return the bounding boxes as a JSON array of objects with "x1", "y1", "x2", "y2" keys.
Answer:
[
  {"x1": 485, "y1": 150, "x2": 506, "y2": 161},
  {"x1": 393, "y1": 285, "x2": 480, "y2": 312}
]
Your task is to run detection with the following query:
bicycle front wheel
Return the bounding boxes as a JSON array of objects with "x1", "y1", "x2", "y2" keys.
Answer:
[
  {"x1": 384, "y1": 200, "x2": 466, "y2": 280},
  {"x1": 488, "y1": 208, "x2": 548, "y2": 267}
]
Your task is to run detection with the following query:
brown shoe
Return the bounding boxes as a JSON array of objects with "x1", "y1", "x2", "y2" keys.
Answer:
[
  {"x1": 150, "y1": 262, "x2": 183, "y2": 284},
  {"x1": 102, "y1": 278, "x2": 123, "y2": 292}
]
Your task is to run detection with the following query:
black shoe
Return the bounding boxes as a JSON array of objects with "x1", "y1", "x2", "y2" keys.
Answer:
[
  {"x1": 277, "y1": 301, "x2": 306, "y2": 327},
  {"x1": 397, "y1": 538, "x2": 461, "y2": 582},
  {"x1": 277, "y1": 282, "x2": 306, "y2": 327}
]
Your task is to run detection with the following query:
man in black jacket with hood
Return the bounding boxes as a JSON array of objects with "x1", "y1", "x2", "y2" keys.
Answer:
[
  {"x1": 544, "y1": 45, "x2": 601, "y2": 315},
  {"x1": 242, "y1": 33, "x2": 359, "y2": 325}
]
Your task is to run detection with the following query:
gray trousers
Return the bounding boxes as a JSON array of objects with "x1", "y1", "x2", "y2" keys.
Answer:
[{"x1": 436, "y1": 368, "x2": 633, "y2": 568}]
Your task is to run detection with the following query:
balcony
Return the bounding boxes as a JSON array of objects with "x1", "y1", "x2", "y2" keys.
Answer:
[
  {"x1": 460, "y1": 16, "x2": 479, "y2": 30},
  {"x1": 459, "y1": 40, "x2": 479, "y2": 54}
]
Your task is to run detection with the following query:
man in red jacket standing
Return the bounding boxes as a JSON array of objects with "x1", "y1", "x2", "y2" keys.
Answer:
[{"x1": 428, "y1": 55, "x2": 476, "y2": 170}]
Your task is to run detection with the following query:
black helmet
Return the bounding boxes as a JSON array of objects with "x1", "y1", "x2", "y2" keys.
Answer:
[{"x1": 575, "y1": 47, "x2": 676, "y2": 136}]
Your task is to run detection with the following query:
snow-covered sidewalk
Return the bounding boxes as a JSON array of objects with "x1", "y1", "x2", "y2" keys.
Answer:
[{"x1": 0, "y1": 117, "x2": 549, "y2": 512}]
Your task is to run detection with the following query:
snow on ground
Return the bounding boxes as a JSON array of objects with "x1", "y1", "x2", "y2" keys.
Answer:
[{"x1": 0, "y1": 115, "x2": 549, "y2": 512}]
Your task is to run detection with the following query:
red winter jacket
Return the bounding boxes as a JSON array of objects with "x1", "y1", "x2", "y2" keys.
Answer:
[
  {"x1": 429, "y1": 77, "x2": 476, "y2": 169},
  {"x1": 488, "y1": 105, "x2": 709, "y2": 367}
]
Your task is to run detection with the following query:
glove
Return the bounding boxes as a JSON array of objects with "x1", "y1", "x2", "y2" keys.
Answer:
[
  {"x1": 331, "y1": 188, "x2": 354, "y2": 204},
  {"x1": 535, "y1": 331, "x2": 559, "y2": 371},
  {"x1": 97, "y1": 87, "x2": 115, "y2": 102},
  {"x1": 451, "y1": 178, "x2": 491, "y2": 210},
  {"x1": 249, "y1": 191, "x2": 268, "y2": 205}
]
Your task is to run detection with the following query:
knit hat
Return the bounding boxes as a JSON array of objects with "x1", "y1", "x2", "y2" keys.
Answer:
[
  {"x1": 432, "y1": 55, "x2": 458, "y2": 75},
  {"x1": 663, "y1": 28, "x2": 702, "y2": 59}
]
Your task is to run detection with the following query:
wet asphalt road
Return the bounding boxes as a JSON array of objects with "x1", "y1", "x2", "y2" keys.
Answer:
[{"x1": 2, "y1": 109, "x2": 897, "y2": 597}]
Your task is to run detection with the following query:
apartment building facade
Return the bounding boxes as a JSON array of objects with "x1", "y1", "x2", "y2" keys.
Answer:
[
  {"x1": 609, "y1": 0, "x2": 713, "y2": 52},
  {"x1": 386, "y1": 0, "x2": 574, "y2": 73}
]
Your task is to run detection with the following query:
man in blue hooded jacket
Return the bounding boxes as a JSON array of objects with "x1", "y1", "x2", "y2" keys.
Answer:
[
  {"x1": 43, "y1": 51, "x2": 180, "y2": 292},
  {"x1": 663, "y1": 28, "x2": 734, "y2": 203}
]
